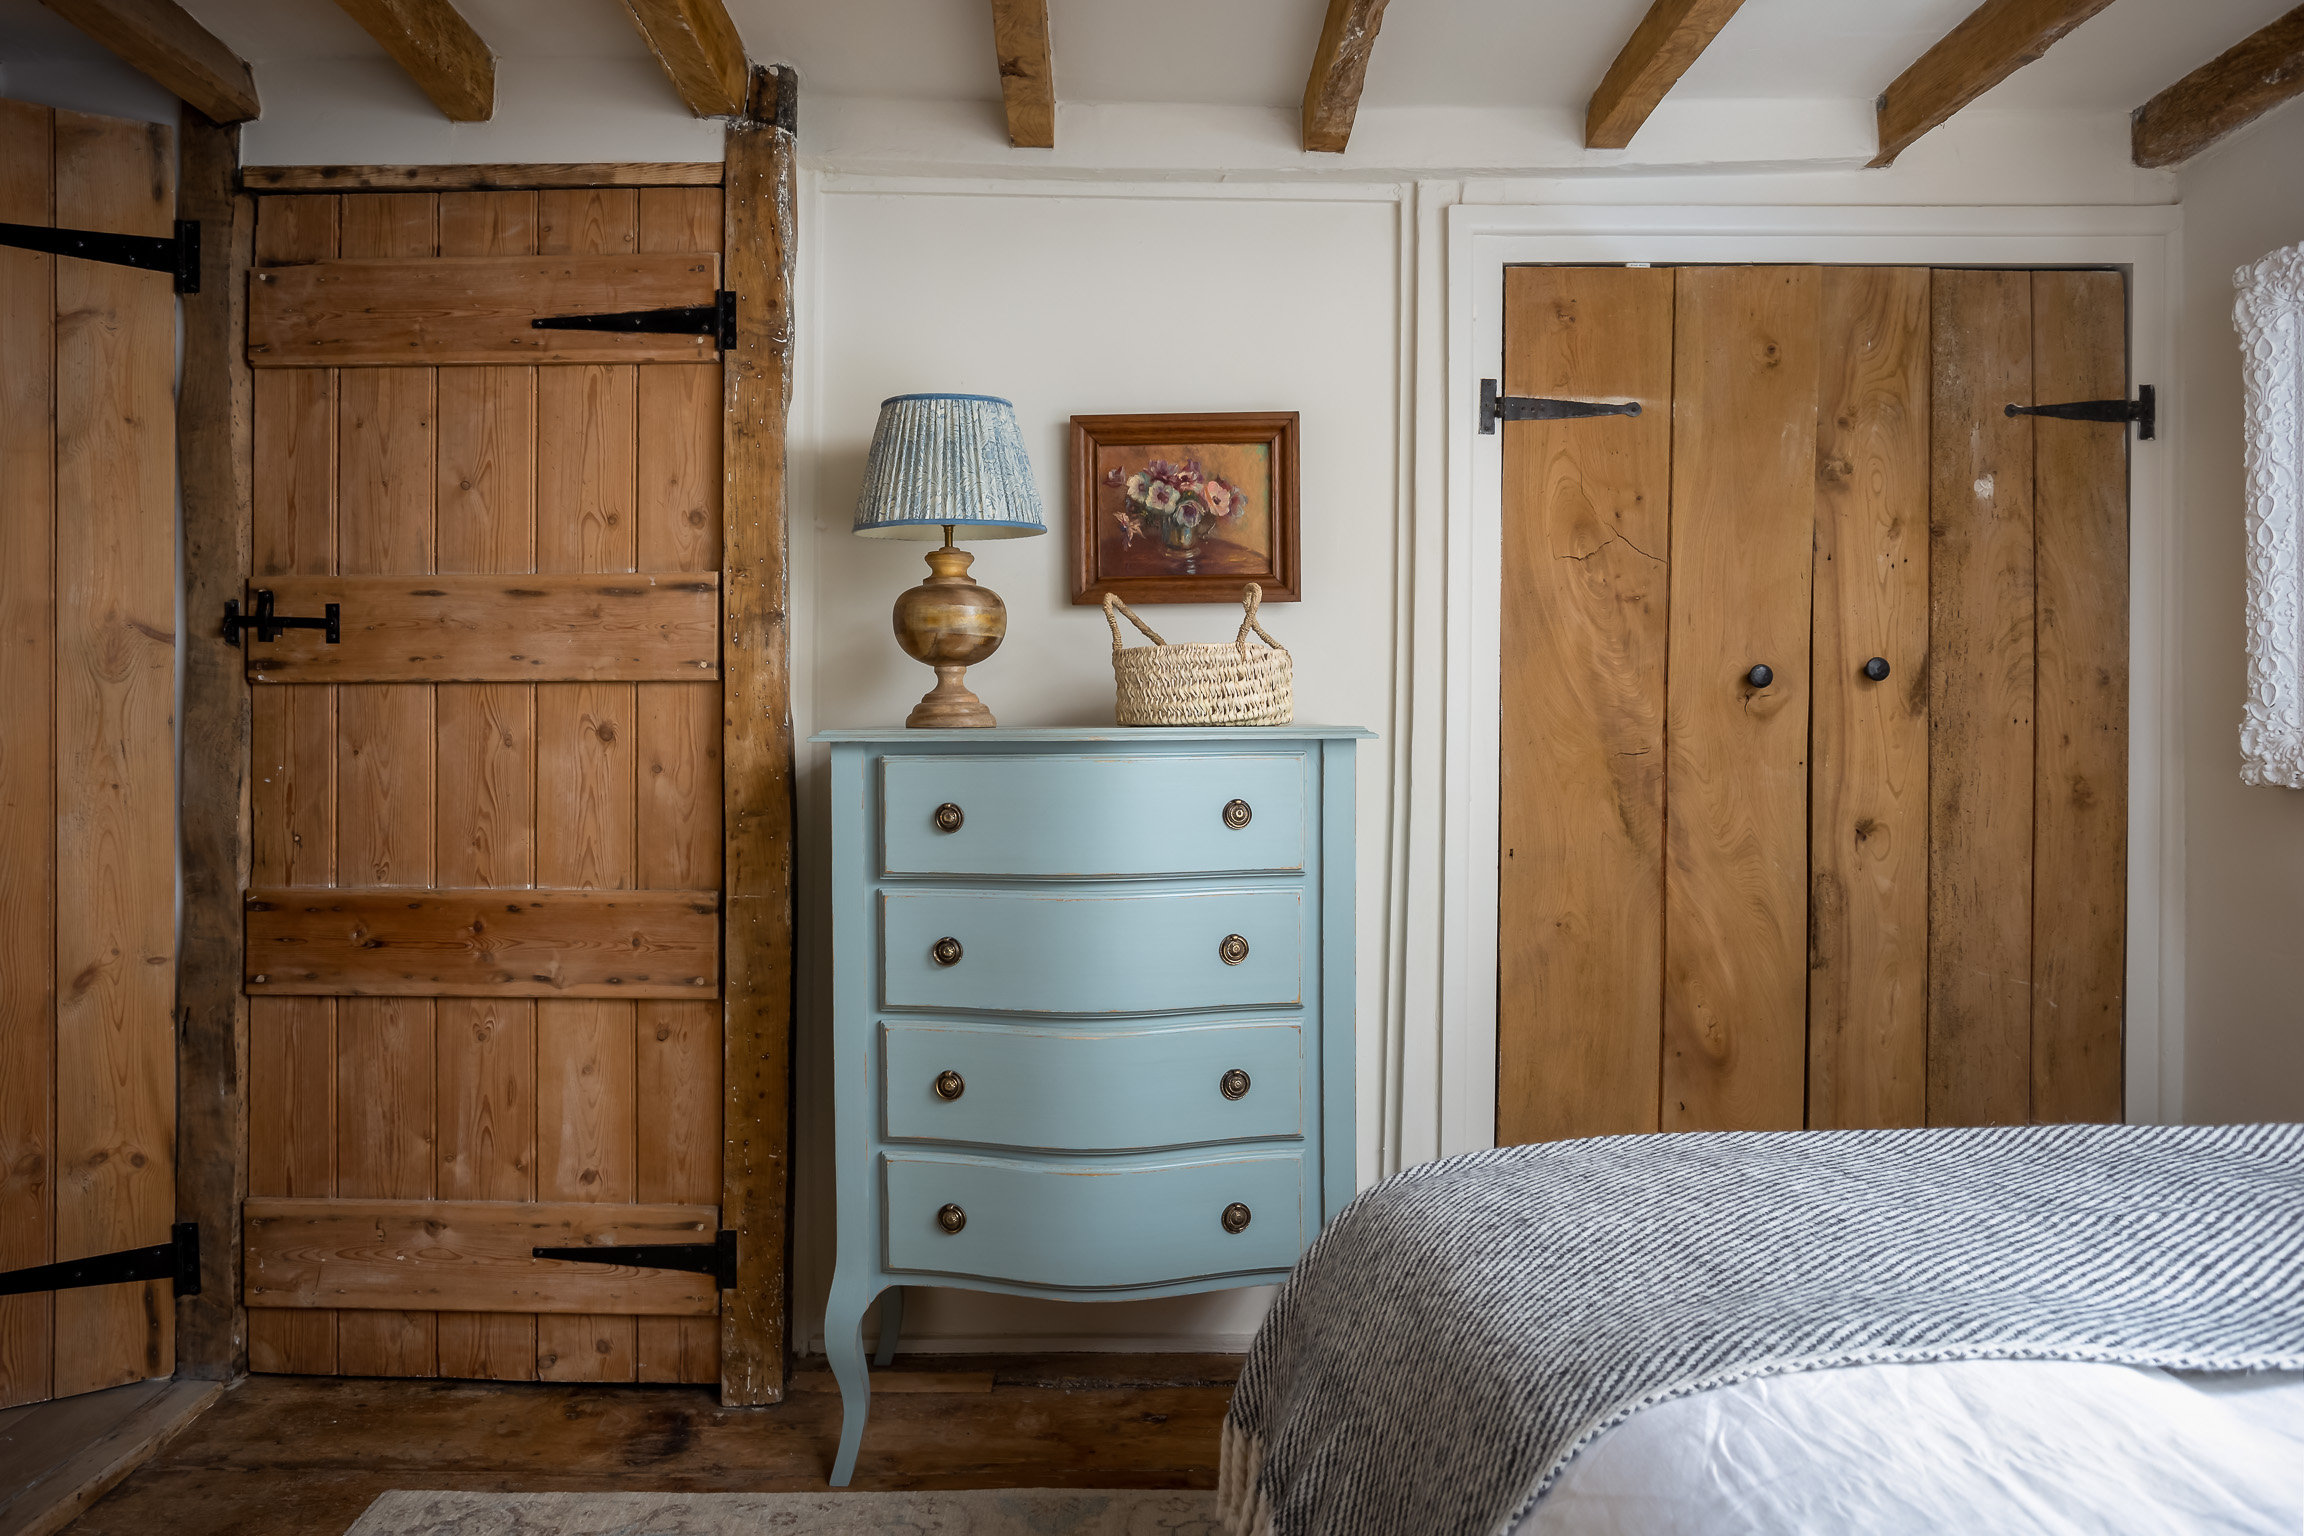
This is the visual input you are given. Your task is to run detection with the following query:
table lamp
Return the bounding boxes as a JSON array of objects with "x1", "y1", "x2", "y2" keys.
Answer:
[{"x1": 852, "y1": 393, "x2": 1046, "y2": 728}]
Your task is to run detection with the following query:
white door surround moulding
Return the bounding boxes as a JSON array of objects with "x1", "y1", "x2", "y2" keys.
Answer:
[{"x1": 1430, "y1": 202, "x2": 2185, "y2": 1157}]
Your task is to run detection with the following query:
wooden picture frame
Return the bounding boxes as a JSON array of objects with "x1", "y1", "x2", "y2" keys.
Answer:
[{"x1": 1069, "y1": 411, "x2": 1300, "y2": 604}]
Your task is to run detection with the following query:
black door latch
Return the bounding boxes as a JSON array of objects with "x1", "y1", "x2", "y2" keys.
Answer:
[{"x1": 225, "y1": 590, "x2": 341, "y2": 644}]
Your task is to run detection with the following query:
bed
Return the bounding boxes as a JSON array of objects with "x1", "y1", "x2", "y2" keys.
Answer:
[{"x1": 1217, "y1": 1123, "x2": 2304, "y2": 1536}]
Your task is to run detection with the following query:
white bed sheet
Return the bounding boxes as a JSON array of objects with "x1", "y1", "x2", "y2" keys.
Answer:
[{"x1": 1517, "y1": 1360, "x2": 2304, "y2": 1536}]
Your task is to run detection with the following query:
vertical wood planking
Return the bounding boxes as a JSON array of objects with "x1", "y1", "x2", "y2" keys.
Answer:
[
  {"x1": 1494, "y1": 265, "x2": 1673, "y2": 1144},
  {"x1": 2029, "y1": 269, "x2": 2127, "y2": 1122},
  {"x1": 52, "y1": 110, "x2": 178, "y2": 1395},
  {"x1": 1661, "y1": 265, "x2": 1817, "y2": 1132},
  {"x1": 334, "y1": 192, "x2": 440, "y2": 1376},
  {"x1": 722, "y1": 68, "x2": 798, "y2": 1403},
  {"x1": 636, "y1": 185, "x2": 724, "y2": 1381},
  {"x1": 0, "y1": 99, "x2": 55, "y2": 1407},
  {"x1": 1808, "y1": 268, "x2": 1932, "y2": 1129},
  {"x1": 1928, "y1": 269, "x2": 2037, "y2": 1126},
  {"x1": 535, "y1": 187, "x2": 642, "y2": 1382},
  {"x1": 434, "y1": 189, "x2": 543, "y2": 1379},
  {"x1": 248, "y1": 193, "x2": 342, "y2": 1376}
]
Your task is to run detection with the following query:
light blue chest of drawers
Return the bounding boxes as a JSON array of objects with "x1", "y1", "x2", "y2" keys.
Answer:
[{"x1": 815, "y1": 726, "x2": 1368, "y2": 1484}]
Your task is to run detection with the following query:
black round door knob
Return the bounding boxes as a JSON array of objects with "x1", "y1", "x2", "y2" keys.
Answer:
[
  {"x1": 930, "y1": 936, "x2": 963, "y2": 967},
  {"x1": 933, "y1": 1070, "x2": 965, "y2": 1101},
  {"x1": 1746, "y1": 664, "x2": 1775, "y2": 689},
  {"x1": 933, "y1": 802, "x2": 964, "y2": 832},
  {"x1": 1863, "y1": 657, "x2": 1891, "y2": 682},
  {"x1": 1218, "y1": 933, "x2": 1250, "y2": 966},
  {"x1": 1221, "y1": 1202, "x2": 1253, "y2": 1234},
  {"x1": 1220, "y1": 1068, "x2": 1252, "y2": 1100},
  {"x1": 936, "y1": 1203, "x2": 966, "y2": 1234}
]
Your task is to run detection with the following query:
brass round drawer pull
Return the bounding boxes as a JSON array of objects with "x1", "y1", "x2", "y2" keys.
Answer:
[
  {"x1": 937, "y1": 1203, "x2": 967, "y2": 1234},
  {"x1": 1218, "y1": 933, "x2": 1250, "y2": 966},
  {"x1": 1223, "y1": 798, "x2": 1253, "y2": 830},
  {"x1": 1221, "y1": 1202, "x2": 1252, "y2": 1234},
  {"x1": 1220, "y1": 1068, "x2": 1251, "y2": 1100},
  {"x1": 934, "y1": 802, "x2": 964, "y2": 833},
  {"x1": 931, "y1": 936, "x2": 964, "y2": 967},
  {"x1": 934, "y1": 1070, "x2": 965, "y2": 1101}
]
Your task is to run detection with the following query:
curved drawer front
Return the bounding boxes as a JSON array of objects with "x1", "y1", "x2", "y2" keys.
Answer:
[
  {"x1": 882, "y1": 889, "x2": 1302, "y2": 1014},
  {"x1": 883, "y1": 1150, "x2": 1303, "y2": 1288},
  {"x1": 882, "y1": 754, "x2": 1306, "y2": 878},
  {"x1": 882, "y1": 1019, "x2": 1303, "y2": 1151}
]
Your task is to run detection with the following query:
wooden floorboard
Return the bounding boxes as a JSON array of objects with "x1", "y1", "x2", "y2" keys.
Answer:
[
  {"x1": 61, "y1": 1357, "x2": 1238, "y2": 1536},
  {"x1": 0, "y1": 1379, "x2": 221, "y2": 1536}
]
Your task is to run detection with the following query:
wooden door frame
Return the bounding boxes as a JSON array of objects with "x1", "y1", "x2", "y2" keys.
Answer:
[
  {"x1": 171, "y1": 73, "x2": 799, "y2": 1400},
  {"x1": 1407, "y1": 205, "x2": 2181, "y2": 1161}
]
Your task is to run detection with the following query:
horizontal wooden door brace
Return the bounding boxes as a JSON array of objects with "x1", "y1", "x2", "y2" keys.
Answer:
[{"x1": 0, "y1": 218, "x2": 199, "y2": 292}]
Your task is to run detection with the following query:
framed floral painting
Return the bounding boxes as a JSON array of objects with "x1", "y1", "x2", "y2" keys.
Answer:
[{"x1": 1068, "y1": 411, "x2": 1300, "y2": 604}]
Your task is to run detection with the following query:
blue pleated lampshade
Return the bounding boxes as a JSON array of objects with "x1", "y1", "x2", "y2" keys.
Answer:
[{"x1": 852, "y1": 393, "x2": 1047, "y2": 540}]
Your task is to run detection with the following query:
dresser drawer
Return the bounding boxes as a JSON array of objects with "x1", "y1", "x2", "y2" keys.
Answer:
[
  {"x1": 882, "y1": 1019, "x2": 1302, "y2": 1151},
  {"x1": 881, "y1": 754, "x2": 1307, "y2": 878},
  {"x1": 883, "y1": 1150, "x2": 1303, "y2": 1288},
  {"x1": 882, "y1": 889, "x2": 1302, "y2": 1014}
]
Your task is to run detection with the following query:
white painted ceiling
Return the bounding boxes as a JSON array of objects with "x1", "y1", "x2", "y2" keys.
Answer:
[{"x1": 16, "y1": 0, "x2": 2304, "y2": 121}]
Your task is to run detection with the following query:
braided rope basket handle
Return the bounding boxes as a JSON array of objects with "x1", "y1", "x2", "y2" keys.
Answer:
[
  {"x1": 1103, "y1": 591, "x2": 1167, "y2": 651},
  {"x1": 1235, "y1": 583, "x2": 1288, "y2": 654}
]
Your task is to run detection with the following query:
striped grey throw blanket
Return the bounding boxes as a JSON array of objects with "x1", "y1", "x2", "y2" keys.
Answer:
[{"x1": 1218, "y1": 1123, "x2": 2304, "y2": 1536}]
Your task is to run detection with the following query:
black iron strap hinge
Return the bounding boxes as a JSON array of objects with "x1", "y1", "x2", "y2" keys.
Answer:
[
  {"x1": 0, "y1": 1222, "x2": 200, "y2": 1299},
  {"x1": 224, "y1": 589, "x2": 340, "y2": 645},
  {"x1": 1480, "y1": 378, "x2": 1642, "y2": 435},
  {"x1": 0, "y1": 219, "x2": 199, "y2": 294},
  {"x1": 2006, "y1": 383, "x2": 2155, "y2": 440},
  {"x1": 533, "y1": 1228, "x2": 737, "y2": 1290},
  {"x1": 532, "y1": 289, "x2": 735, "y2": 351}
]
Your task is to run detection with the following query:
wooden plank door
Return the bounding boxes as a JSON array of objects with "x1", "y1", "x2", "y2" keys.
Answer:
[
  {"x1": 1496, "y1": 263, "x2": 2128, "y2": 1140},
  {"x1": 1495, "y1": 265, "x2": 1673, "y2": 1145},
  {"x1": 241, "y1": 186, "x2": 728, "y2": 1385},
  {"x1": 0, "y1": 101, "x2": 180, "y2": 1407}
]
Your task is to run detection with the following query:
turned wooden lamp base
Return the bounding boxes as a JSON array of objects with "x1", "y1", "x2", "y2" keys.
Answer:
[
  {"x1": 906, "y1": 665, "x2": 995, "y2": 728},
  {"x1": 893, "y1": 536, "x2": 1006, "y2": 729}
]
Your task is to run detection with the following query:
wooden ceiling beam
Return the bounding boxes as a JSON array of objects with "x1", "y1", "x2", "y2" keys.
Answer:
[
  {"x1": 620, "y1": 0, "x2": 748, "y2": 118},
  {"x1": 2131, "y1": 4, "x2": 2304, "y2": 168},
  {"x1": 989, "y1": 0, "x2": 1055, "y2": 148},
  {"x1": 1586, "y1": 0, "x2": 1750, "y2": 149},
  {"x1": 1303, "y1": 0, "x2": 1392, "y2": 154},
  {"x1": 332, "y1": 0, "x2": 495, "y2": 123},
  {"x1": 37, "y1": 0, "x2": 259, "y2": 123},
  {"x1": 1872, "y1": 0, "x2": 2117, "y2": 167}
]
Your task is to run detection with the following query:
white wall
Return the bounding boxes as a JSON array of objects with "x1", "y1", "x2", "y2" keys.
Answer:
[
  {"x1": 2172, "y1": 104, "x2": 2304, "y2": 1124},
  {"x1": 790, "y1": 180, "x2": 1405, "y2": 1351}
]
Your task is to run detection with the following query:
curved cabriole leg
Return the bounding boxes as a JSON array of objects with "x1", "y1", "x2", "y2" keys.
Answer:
[
  {"x1": 825, "y1": 1285, "x2": 875, "y2": 1486},
  {"x1": 873, "y1": 1285, "x2": 904, "y2": 1367}
]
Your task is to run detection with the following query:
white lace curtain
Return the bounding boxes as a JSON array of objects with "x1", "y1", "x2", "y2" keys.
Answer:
[{"x1": 2238, "y1": 241, "x2": 2304, "y2": 787}]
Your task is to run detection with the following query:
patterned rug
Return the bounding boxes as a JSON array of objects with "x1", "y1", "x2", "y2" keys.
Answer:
[{"x1": 347, "y1": 1489, "x2": 1223, "y2": 1535}]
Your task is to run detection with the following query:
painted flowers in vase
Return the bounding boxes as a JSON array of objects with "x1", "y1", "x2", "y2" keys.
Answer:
[{"x1": 1103, "y1": 458, "x2": 1247, "y2": 573}]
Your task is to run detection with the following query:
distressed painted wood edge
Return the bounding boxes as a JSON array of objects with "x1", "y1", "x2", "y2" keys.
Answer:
[
  {"x1": 720, "y1": 64, "x2": 798, "y2": 1408},
  {"x1": 172, "y1": 107, "x2": 253, "y2": 1384},
  {"x1": 239, "y1": 162, "x2": 725, "y2": 191}
]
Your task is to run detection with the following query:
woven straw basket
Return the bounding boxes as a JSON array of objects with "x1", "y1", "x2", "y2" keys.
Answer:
[{"x1": 1105, "y1": 583, "x2": 1294, "y2": 727}]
